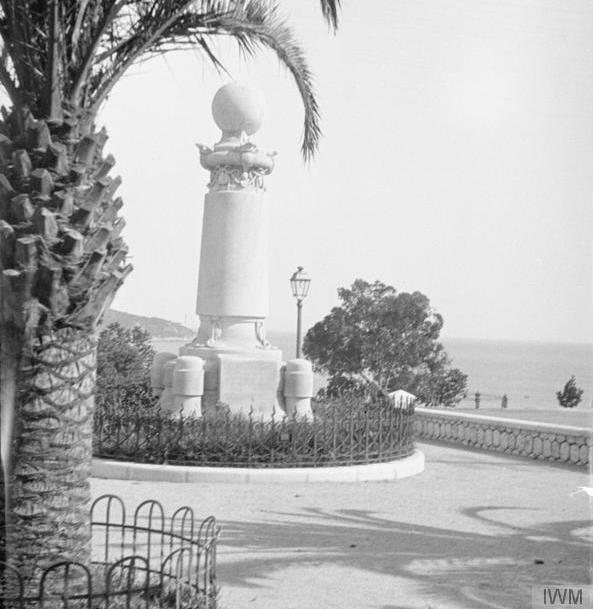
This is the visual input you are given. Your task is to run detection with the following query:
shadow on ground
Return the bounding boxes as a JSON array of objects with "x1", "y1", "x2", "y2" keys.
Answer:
[{"x1": 218, "y1": 506, "x2": 590, "y2": 609}]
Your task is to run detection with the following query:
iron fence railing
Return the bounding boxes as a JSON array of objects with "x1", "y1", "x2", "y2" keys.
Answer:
[
  {"x1": 94, "y1": 398, "x2": 415, "y2": 467},
  {"x1": 1, "y1": 494, "x2": 218, "y2": 609}
]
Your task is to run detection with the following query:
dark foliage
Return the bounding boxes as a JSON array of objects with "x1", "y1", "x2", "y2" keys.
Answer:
[
  {"x1": 96, "y1": 321, "x2": 157, "y2": 411},
  {"x1": 556, "y1": 375, "x2": 584, "y2": 409},
  {"x1": 303, "y1": 279, "x2": 468, "y2": 407}
]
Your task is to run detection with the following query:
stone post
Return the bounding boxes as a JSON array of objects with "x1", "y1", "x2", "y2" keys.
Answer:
[
  {"x1": 150, "y1": 351, "x2": 177, "y2": 398},
  {"x1": 283, "y1": 359, "x2": 314, "y2": 419},
  {"x1": 172, "y1": 355, "x2": 204, "y2": 417}
]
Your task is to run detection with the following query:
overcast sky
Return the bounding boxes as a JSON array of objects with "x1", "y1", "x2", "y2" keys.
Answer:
[{"x1": 100, "y1": 0, "x2": 593, "y2": 343}]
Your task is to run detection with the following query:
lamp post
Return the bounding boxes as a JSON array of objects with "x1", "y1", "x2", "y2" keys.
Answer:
[{"x1": 290, "y1": 266, "x2": 311, "y2": 358}]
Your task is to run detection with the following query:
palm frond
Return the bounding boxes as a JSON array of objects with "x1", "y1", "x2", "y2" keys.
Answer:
[
  {"x1": 208, "y1": 1, "x2": 320, "y2": 160},
  {"x1": 319, "y1": 0, "x2": 340, "y2": 32},
  {"x1": 0, "y1": 0, "x2": 339, "y2": 160},
  {"x1": 78, "y1": 0, "x2": 320, "y2": 159}
]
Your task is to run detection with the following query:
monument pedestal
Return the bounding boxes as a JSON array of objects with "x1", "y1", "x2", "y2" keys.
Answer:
[{"x1": 181, "y1": 343, "x2": 283, "y2": 417}]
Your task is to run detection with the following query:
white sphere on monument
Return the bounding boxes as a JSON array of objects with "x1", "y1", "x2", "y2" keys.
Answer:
[{"x1": 211, "y1": 82, "x2": 265, "y2": 135}]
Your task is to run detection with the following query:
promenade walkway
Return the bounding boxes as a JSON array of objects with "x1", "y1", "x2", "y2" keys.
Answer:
[{"x1": 91, "y1": 442, "x2": 591, "y2": 609}]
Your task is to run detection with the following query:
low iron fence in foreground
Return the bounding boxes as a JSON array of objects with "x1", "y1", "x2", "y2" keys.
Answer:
[
  {"x1": 94, "y1": 398, "x2": 415, "y2": 467},
  {"x1": 1, "y1": 494, "x2": 219, "y2": 609}
]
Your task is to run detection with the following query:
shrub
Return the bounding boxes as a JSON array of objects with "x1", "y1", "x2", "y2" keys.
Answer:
[
  {"x1": 556, "y1": 376, "x2": 584, "y2": 408},
  {"x1": 96, "y1": 322, "x2": 157, "y2": 413}
]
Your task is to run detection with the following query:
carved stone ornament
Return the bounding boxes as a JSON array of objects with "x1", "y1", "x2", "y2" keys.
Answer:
[
  {"x1": 254, "y1": 321, "x2": 271, "y2": 348},
  {"x1": 196, "y1": 142, "x2": 275, "y2": 192},
  {"x1": 205, "y1": 317, "x2": 222, "y2": 347}
]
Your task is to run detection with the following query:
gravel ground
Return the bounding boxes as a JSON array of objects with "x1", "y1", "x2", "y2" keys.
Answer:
[{"x1": 91, "y1": 443, "x2": 592, "y2": 609}]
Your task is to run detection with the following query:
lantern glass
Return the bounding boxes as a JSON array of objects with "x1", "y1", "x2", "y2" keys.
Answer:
[{"x1": 290, "y1": 266, "x2": 311, "y2": 300}]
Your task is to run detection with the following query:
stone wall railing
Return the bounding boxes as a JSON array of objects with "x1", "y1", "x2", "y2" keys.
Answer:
[{"x1": 414, "y1": 408, "x2": 591, "y2": 468}]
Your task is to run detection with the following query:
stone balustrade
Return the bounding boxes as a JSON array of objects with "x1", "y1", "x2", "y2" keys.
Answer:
[{"x1": 414, "y1": 408, "x2": 591, "y2": 468}]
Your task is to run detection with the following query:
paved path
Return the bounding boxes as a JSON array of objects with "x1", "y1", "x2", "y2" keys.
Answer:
[{"x1": 91, "y1": 443, "x2": 591, "y2": 609}]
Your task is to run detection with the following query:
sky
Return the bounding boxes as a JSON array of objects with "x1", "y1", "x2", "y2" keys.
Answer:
[{"x1": 97, "y1": 0, "x2": 593, "y2": 343}]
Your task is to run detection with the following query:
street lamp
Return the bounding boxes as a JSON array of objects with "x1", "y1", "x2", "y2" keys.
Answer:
[{"x1": 290, "y1": 266, "x2": 311, "y2": 358}]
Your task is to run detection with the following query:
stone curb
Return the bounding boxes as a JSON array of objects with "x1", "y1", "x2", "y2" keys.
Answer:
[{"x1": 92, "y1": 450, "x2": 425, "y2": 483}]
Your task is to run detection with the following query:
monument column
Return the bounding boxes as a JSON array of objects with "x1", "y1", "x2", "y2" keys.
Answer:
[{"x1": 181, "y1": 83, "x2": 282, "y2": 417}]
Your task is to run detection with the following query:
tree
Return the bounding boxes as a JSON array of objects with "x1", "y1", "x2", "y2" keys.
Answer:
[
  {"x1": 96, "y1": 321, "x2": 155, "y2": 412},
  {"x1": 0, "y1": 0, "x2": 341, "y2": 591},
  {"x1": 303, "y1": 279, "x2": 467, "y2": 406},
  {"x1": 556, "y1": 376, "x2": 583, "y2": 409}
]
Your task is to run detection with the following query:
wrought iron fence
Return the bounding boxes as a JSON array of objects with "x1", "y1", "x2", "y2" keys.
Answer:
[
  {"x1": 94, "y1": 397, "x2": 415, "y2": 467},
  {"x1": 0, "y1": 494, "x2": 218, "y2": 609}
]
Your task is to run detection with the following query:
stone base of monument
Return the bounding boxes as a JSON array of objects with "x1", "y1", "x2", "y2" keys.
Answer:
[
  {"x1": 152, "y1": 344, "x2": 314, "y2": 419},
  {"x1": 180, "y1": 343, "x2": 284, "y2": 418}
]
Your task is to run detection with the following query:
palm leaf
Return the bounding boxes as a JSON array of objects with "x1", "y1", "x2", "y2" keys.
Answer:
[
  {"x1": 319, "y1": 0, "x2": 340, "y2": 32},
  {"x1": 0, "y1": 0, "x2": 337, "y2": 160}
]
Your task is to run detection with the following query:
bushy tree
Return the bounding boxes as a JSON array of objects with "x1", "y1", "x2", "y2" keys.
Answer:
[
  {"x1": 96, "y1": 321, "x2": 156, "y2": 412},
  {"x1": 303, "y1": 279, "x2": 467, "y2": 406},
  {"x1": 556, "y1": 376, "x2": 583, "y2": 408}
]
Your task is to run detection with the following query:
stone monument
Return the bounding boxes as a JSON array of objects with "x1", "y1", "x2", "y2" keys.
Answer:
[{"x1": 151, "y1": 82, "x2": 313, "y2": 420}]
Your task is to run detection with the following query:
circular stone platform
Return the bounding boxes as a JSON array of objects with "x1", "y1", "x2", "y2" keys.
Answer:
[{"x1": 92, "y1": 450, "x2": 424, "y2": 483}]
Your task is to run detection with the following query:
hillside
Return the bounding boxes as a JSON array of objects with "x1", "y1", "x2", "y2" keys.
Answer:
[{"x1": 102, "y1": 309, "x2": 194, "y2": 339}]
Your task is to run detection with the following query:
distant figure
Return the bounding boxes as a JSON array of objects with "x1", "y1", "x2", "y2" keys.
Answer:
[
  {"x1": 501, "y1": 394, "x2": 508, "y2": 409},
  {"x1": 474, "y1": 392, "x2": 481, "y2": 409}
]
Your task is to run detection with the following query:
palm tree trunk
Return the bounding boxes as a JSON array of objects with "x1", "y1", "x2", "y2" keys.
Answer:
[
  {"x1": 0, "y1": 106, "x2": 130, "y2": 593},
  {"x1": 5, "y1": 328, "x2": 96, "y2": 593}
]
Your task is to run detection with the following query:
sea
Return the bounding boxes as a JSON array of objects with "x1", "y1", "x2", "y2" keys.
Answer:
[{"x1": 153, "y1": 332, "x2": 593, "y2": 412}]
